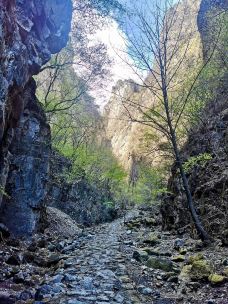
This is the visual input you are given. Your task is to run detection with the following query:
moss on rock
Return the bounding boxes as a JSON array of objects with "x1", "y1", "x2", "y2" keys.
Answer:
[
  {"x1": 208, "y1": 273, "x2": 225, "y2": 285},
  {"x1": 146, "y1": 257, "x2": 174, "y2": 272}
]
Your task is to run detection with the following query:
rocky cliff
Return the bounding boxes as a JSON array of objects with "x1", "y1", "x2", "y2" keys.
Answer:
[
  {"x1": 0, "y1": 0, "x2": 72, "y2": 236},
  {"x1": 46, "y1": 151, "x2": 117, "y2": 227},
  {"x1": 161, "y1": 0, "x2": 228, "y2": 241}
]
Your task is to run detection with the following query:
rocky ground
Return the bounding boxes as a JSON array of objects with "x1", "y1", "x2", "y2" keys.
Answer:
[{"x1": 0, "y1": 208, "x2": 228, "y2": 304}]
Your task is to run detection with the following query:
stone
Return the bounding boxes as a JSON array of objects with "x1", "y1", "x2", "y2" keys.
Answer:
[
  {"x1": 188, "y1": 253, "x2": 204, "y2": 264},
  {"x1": 138, "y1": 286, "x2": 153, "y2": 295},
  {"x1": 64, "y1": 273, "x2": 77, "y2": 282},
  {"x1": 222, "y1": 259, "x2": 228, "y2": 266},
  {"x1": 179, "y1": 248, "x2": 187, "y2": 255},
  {"x1": 13, "y1": 271, "x2": 25, "y2": 283},
  {"x1": 171, "y1": 255, "x2": 185, "y2": 262},
  {"x1": 208, "y1": 273, "x2": 225, "y2": 285},
  {"x1": 0, "y1": 292, "x2": 15, "y2": 304},
  {"x1": 35, "y1": 284, "x2": 53, "y2": 301},
  {"x1": 180, "y1": 259, "x2": 212, "y2": 282},
  {"x1": 146, "y1": 257, "x2": 174, "y2": 272},
  {"x1": 190, "y1": 260, "x2": 212, "y2": 280},
  {"x1": 144, "y1": 217, "x2": 157, "y2": 226},
  {"x1": 143, "y1": 233, "x2": 160, "y2": 246},
  {"x1": 223, "y1": 267, "x2": 228, "y2": 277},
  {"x1": 50, "y1": 274, "x2": 64, "y2": 284},
  {"x1": 174, "y1": 239, "x2": 185, "y2": 250},
  {"x1": 133, "y1": 250, "x2": 149, "y2": 262},
  {"x1": 19, "y1": 290, "x2": 33, "y2": 301},
  {"x1": 6, "y1": 254, "x2": 21, "y2": 266},
  {"x1": 23, "y1": 251, "x2": 35, "y2": 263}
]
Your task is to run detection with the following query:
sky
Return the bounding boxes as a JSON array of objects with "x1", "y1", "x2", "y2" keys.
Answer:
[
  {"x1": 89, "y1": 18, "x2": 144, "y2": 109},
  {"x1": 88, "y1": 0, "x2": 179, "y2": 109}
]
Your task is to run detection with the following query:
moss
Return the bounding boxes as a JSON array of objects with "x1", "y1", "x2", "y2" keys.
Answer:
[
  {"x1": 143, "y1": 233, "x2": 160, "y2": 246},
  {"x1": 133, "y1": 250, "x2": 149, "y2": 262},
  {"x1": 180, "y1": 259, "x2": 213, "y2": 282},
  {"x1": 188, "y1": 253, "x2": 204, "y2": 264},
  {"x1": 179, "y1": 248, "x2": 187, "y2": 255},
  {"x1": 190, "y1": 260, "x2": 212, "y2": 280},
  {"x1": 146, "y1": 257, "x2": 173, "y2": 272},
  {"x1": 223, "y1": 267, "x2": 228, "y2": 277},
  {"x1": 179, "y1": 265, "x2": 192, "y2": 281},
  {"x1": 208, "y1": 274, "x2": 225, "y2": 284}
]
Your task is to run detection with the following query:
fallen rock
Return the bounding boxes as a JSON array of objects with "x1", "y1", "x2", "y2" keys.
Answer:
[
  {"x1": 34, "y1": 253, "x2": 62, "y2": 267},
  {"x1": 45, "y1": 207, "x2": 82, "y2": 238},
  {"x1": 144, "y1": 217, "x2": 157, "y2": 226},
  {"x1": 188, "y1": 253, "x2": 204, "y2": 264},
  {"x1": 143, "y1": 233, "x2": 160, "y2": 246},
  {"x1": 180, "y1": 259, "x2": 213, "y2": 282},
  {"x1": 146, "y1": 257, "x2": 174, "y2": 272},
  {"x1": 133, "y1": 250, "x2": 149, "y2": 262},
  {"x1": 174, "y1": 239, "x2": 185, "y2": 251},
  {"x1": 171, "y1": 255, "x2": 185, "y2": 262},
  {"x1": 208, "y1": 273, "x2": 225, "y2": 285},
  {"x1": 6, "y1": 254, "x2": 21, "y2": 266}
]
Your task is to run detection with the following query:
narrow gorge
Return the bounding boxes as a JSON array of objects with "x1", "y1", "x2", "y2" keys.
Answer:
[{"x1": 0, "y1": 0, "x2": 227, "y2": 303}]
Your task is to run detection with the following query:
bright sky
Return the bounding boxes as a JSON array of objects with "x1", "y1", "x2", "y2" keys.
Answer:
[
  {"x1": 89, "y1": 0, "x2": 179, "y2": 109},
  {"x1": 90, "y1": 19, "x2": 144, "y2": 109}
]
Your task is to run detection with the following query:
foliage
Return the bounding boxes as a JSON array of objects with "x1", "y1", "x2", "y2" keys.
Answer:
[
  {"x1": 183, "y1": 153, "x2": 213, "y2": 173},
  {"x1": 127, "y1": 164, "x2": 167, "y2": 205},
  {"x1": 57, "y1": 142, "x2": 127, "y2": 203}
]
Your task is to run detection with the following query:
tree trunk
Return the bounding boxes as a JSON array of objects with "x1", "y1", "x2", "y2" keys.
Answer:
[
  {"x1": 160, "y1": 77, "x2": 211, "y2": 242},
  {"x1": 170, "y1": 130, "x2": 211, "y2": 242}
]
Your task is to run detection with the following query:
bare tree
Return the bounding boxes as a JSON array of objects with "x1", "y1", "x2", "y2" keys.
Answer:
[
  {"x1": 115, "y1": 0, "x2": 222, "y2": 242},
  {"x1": 35, "y1": 0, "x2": 115, "y2": 150}
]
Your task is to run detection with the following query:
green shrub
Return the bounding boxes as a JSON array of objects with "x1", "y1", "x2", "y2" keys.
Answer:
[{"x1": 183, "y1": 153, "x2": 213, "y2": 173}]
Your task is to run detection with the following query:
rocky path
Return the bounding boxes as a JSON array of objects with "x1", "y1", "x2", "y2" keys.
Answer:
[
  {"x1": 1, "y1": 208, "x2": 228, "y2": 304},
  {"x1": 36, "y1": 212, "x2": 154, "y2": 304}
]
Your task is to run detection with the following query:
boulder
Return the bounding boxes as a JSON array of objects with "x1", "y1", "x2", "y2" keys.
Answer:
[
  {"x1": 208, "y1": 274, "x2": 225, "y2": 285},
  {"x1": 133, "y1": 250, "x2": 149, "y2": 262},
  {"x1": 146, "y1": 257, "x2": 174, "y2": 272}
]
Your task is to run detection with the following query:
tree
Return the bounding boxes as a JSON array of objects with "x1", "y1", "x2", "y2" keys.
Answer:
[
  {"x1": 36, "y1": 0, "x2": 115, "y2": 149},
  {"x1": 115, "y1": 0, "x2": 223, "y2": 242}
]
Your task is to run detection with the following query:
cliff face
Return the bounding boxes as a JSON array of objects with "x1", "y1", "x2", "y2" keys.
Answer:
[
  {"x1": 103, "y1": 0, "x2": 202, "y2": 171},
  {"x1": 0, "y1": 0, "x2": 72, "y2": 236},
  {"x1": 46, "y1": 152, "x2": 117, "y2": 227},
  {"x1": 161, "y1": 0, "x2": 228, "y2": 241}
]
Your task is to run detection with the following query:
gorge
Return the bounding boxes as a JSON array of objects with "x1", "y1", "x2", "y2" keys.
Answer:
[{"x1": 0, "y1": 0, "x2": 227, "y2": 303}]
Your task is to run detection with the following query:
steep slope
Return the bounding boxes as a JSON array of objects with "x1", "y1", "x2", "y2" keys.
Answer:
[
  {"x1": 0, "y1": 0, "x2": 72, "y2": 236},
  {"x1": 161, "y1": 0, "x2": 228, "y2": 241},
  {"x1": 103, "y1": 0, "x2": 202, "y2": 171}
]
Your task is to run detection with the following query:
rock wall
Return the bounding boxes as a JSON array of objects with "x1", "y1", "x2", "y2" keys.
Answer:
[
  {"x1": 46, "y1": 151, "x2": 117, "y2": 227},
  {"x1": 197, "y1": 0, "x2": 228, "y2": 58},
  {"x1": 161, "y1": 0, "x2": 228, "y2": 241},
  {"x1": 0, "y1": 0, "x2": 72, "y2": 236}
]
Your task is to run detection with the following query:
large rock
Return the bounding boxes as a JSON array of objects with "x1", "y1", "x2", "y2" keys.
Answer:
[
  {"x1": 45, "y1": 206, "x2": 82, "y2": 238},
  {"x1": 0, "y1": 0, "x2": 72, "y2": 236}
]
